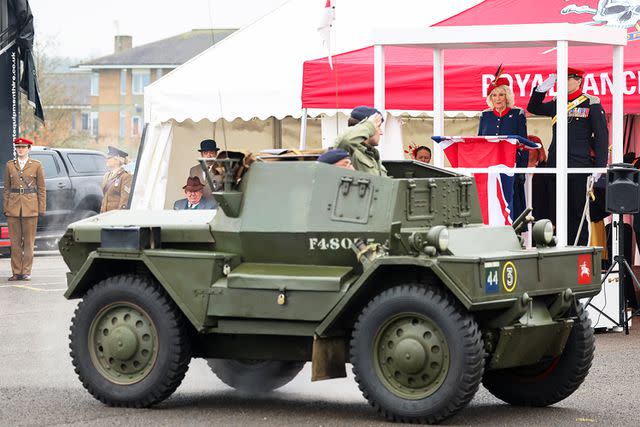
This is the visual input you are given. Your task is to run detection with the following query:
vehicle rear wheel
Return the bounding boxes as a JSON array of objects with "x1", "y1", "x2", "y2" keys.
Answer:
[
  {"x1": 482, "y1": 302, "x2": 594, "y2": 407},
  {"x1": 69, "y1": 274, "x2": 192, "y2": 407},
  {"x1": 350, "y1": 284, "x2": 484, "y2": 424},
  {"x1": 207, "y1": 359, "x2": 305, "y2": 392}
]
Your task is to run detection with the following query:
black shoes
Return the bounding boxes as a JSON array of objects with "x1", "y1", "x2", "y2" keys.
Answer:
[{"x1": 7, "y1": 274, "x2": 30, "y2": 281}]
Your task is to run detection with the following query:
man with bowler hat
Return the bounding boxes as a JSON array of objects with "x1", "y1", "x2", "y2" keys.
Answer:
[
  {"x1": 3, "y1": 137, "x2": 46, "y2": 281},
  {"x1": 101, "y1": 146, "x2": 132, "y2": 212},
  {"x1": 189, "y1": 139, "x2": 221, "y2": 196},
  {"x1": 173, "y1": 176, "x2": 217, "y2": 210},
  {"x1": 335, "y1": 106, "x2": 386, "y2": 176}
]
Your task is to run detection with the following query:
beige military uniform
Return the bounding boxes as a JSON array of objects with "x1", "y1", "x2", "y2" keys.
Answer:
[
  {"x1": 100, "y1": 167, "x2": 132, "y2": 212},
  {"x1": 3, "y1": 158, "x2": 46, "y2": 276}
]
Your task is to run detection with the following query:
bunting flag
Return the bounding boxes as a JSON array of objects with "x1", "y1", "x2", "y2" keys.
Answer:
[
  {"x1": 317, "y1": 0, "x2": 335, "y2": 69},
  {"x1": 432, "y1": 135, "x2": 541, "y2": 226}
]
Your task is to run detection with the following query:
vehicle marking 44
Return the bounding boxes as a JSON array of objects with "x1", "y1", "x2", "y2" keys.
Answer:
[{"x1": 484, "y1": 262, "x2": 500, "y2": 294}]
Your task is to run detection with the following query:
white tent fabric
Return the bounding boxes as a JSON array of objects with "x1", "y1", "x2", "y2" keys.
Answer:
[
  {"x1": 144, "y1": 0, "x2": 482, "y2": 123},
  {"x1": 130, "y1": 122, "x2": 173, "y2": 210}
]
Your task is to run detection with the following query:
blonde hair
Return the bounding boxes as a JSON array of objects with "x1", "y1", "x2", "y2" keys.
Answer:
[{"x1": 486, "y1": 85, "x2": 515, "y2": 109}]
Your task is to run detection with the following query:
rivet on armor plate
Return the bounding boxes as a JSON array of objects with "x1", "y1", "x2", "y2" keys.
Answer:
[{"x1": 277, "y1": 293, "x2": 286, "y2": 305}]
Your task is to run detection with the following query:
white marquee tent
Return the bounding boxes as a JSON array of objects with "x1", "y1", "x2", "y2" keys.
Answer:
[{"x1": 134, "y1": 0, "x2": 481, "y2": 209}]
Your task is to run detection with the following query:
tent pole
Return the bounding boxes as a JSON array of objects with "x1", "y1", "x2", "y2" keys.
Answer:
[
  {"x1": 433, "y1": 48, "x2": 444, "y2": 167},
  {"x1": 612, "y1": 46, "x2": 624, "y2": 164},
  {"x1": 556, "y1": 40, "x2": 568, "y2": 247},
  {"x1": 299, "y1": 108, "x2": 308, "y2": 150},
  {"x1": 374, "y1": 45, "x2": 385, "y2": 140},
  {"x1": 611, "y1": 45, "x2": 624, "y2": 265}
]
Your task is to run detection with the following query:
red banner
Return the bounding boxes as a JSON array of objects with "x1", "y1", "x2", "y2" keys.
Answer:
[{"x1": 302, "y1": 0, "x2": 640, "y2": 113}]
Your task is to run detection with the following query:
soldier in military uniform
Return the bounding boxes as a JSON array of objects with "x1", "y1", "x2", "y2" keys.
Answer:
[
  {"x1": 336, "y1": 106, "x2": 386, "y2": 176},
  {"x1": 189, "y1": 139, "x2": 221, "y2": 196},
  {"x1": 527, "y1": 67, "x2": 609, "y2": 245},
  {"x1": 100, "y1": 146, "x2": 132, "y2": 213},
  {"x1": 3, "y1": 137, "x2": 46, "y2": 281}
]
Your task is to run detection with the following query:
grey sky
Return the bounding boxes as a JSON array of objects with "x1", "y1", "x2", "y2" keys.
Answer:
[{"x1": 29, "y1": 0, "x2": 289, "y2": 59}]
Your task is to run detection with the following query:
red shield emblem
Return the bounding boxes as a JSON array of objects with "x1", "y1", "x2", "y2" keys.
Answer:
[{"x1": 577, "y1": 254, "x2": 592, "y2": 285}]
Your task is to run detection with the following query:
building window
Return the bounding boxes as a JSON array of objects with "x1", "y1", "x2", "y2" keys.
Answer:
[
  {"x1": 120, "y1": 69, "x2": 127, "y2": 95},
  {"x1": 119, "y1": 112, "x2": 126, "y2": 138},
  {"x1": 71, "y1": 113, "x2": 76, "y2": 130},
  {"x1": 81, "y1": 112, "x2": 99, "y2": 136},
  {"x1": 132, "y1": 69, "x2": 150, "y2": 95},
  {"x1": 90, "y1": 112, "x2": 99, "y2": 137},
  {"x1": 81, "y1": 112, "x2": 90, "y2": 130},
  {"x1": 132, "y1": 116, "x2": 142, "y2": 137},
  {"x1": 156, "y1": 68, "x2": 164, "y2": 79},
  {"x1": 90, "y1": 73, "x2": 99, "y2": 96}
]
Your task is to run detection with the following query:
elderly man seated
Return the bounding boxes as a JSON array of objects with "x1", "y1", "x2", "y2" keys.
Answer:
[{"x1": 173, "y1": 176, "x2": 217, "y2": 210}]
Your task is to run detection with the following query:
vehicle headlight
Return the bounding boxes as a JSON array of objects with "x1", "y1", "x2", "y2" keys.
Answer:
[
  {"x1": 532, "y1": 219, "x2": 554, "y2": 246},
  {"x1": 426, "y1": 226, "x2": 449, "y2": 252}
]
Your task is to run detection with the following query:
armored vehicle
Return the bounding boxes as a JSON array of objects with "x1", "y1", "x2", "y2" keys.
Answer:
[{"x1": 60, "y1": 158, "x2": 601, "y2": 424}]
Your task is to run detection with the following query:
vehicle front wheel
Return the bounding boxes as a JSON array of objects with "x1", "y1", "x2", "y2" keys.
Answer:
[
  {"x1": 482, "y1": 302, "x2": 594, "y2": 406},
  {"x1": 207, "y1": 359, "x2": 305, "y2": 392},
  {"x1": 350, "y1": 284, "x2": 485, "y2": 424},
  {"x1": 69, "y1": 274, "x2": 192, "y2": 407}
]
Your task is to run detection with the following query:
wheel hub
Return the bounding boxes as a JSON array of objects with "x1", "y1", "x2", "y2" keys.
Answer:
[
  {"x1": 89, "y1": 302, "x2": 158, "y2": 385},
  {"x1": 393, "y1": 339, "x2": 426, "y2": 374},
  {"x1": 374, "y1": 313, "x2": 450, "y2": 400},
  {"x1": 105, "y1": 326, "x2": 138, "y2": 360}
]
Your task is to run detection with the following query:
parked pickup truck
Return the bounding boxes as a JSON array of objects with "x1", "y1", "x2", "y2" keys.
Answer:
[{"x1": 0, "y1": 146, "x2": 107, "y2": 253}]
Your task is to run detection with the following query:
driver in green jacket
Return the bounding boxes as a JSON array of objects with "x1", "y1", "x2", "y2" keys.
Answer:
[{"x1": 335, "y1": 106, "x2": 387, "y2": 176}]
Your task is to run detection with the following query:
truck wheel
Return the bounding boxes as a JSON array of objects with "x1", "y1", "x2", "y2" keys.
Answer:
[
  {"x1": 350, "y1": 284, "x2": 484, "y2": 424},
  {"x1": 207, "y1": 359, "x2": 305, "y2": 392},
  {"x1": 69, "y1": 274, "x2": 191, "y2": 407},
  {"x1": 482, "y1": 302, "x2": 594, "y2": 407}
]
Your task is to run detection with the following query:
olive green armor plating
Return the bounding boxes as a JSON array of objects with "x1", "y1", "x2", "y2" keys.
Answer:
[{"x1": 61, "y1": 159, "x2": 601, "y2": 423}]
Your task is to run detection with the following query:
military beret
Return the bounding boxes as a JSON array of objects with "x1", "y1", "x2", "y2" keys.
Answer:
[
  {"x1": 318, "y1": 149, "x2": 351, "y2": 165},
  {"x1": 350, "y1": 106, "x2": 383, "y2": 123}
]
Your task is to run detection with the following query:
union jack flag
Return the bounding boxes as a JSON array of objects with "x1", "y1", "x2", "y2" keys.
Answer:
[{"x1": 432, "y1": 135, "x2": 541, "y2": 226}]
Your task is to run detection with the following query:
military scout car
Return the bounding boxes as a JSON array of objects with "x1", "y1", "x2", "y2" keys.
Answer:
[{"x1": 60, "y1": 157, "x2": 600, "y2": 424}]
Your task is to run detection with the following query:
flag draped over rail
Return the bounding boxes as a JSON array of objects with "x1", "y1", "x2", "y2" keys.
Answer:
[{"x1": 432, "y1": 135, "x2": 541, "y2": 226}]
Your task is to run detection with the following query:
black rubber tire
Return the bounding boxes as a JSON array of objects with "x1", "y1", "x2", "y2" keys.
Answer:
[
  {"x1": 482, "y1": 302, "x2": 594, "y2": 407},
  {"x1": 350, "y1": 284, "x2": 485, "y2": 424},
  {"x1": 207, "y1": 359, "x2": 305, "y2": 392},
  {"x1": 69, "y1": 274, "x2": 192, "y2": 407}
]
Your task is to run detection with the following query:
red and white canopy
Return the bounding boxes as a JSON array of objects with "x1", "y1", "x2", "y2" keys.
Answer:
[{"x1": 302, "y1": 0, "x2": 640, "y2": 114}]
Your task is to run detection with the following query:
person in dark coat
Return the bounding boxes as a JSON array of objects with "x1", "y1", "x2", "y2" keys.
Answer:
[
  {"x1": 173, "y1": 176, "x2": 217, "y2": 210},
  {"x1": 478, "y1": 72, "x2": 528, "y2": 221},
  {"x1": 527, "y1": 67, "x2": 609, "y2": 246}
]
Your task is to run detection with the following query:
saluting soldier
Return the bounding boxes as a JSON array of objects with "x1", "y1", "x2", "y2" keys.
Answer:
[
  {"x1": 335, "y1": 106, "x2": 386, "y2": 176},
  {"x1": 100, "y1": 146, "x2": 132, "y2": 213},
  {"x1": 3, "y1": 137, "x2": 46, "y2": 281},
  {"x1": 527, "y1": 67, "x2": 609, "y2": 245}
]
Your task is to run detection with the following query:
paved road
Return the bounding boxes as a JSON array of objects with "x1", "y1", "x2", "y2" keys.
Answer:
[{"x1": 1, "y1": 254, "x2": 639, "y2": 426}]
